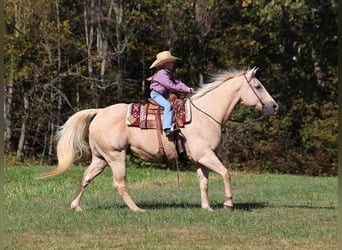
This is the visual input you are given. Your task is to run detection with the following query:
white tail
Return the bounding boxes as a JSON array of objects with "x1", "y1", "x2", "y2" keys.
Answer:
[{"x1": 37, "y1": 109, "x2": 98, "y2": 179}]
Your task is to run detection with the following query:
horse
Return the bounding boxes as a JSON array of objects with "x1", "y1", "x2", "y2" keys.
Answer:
[{"x1": 38, "y1": 67, "x2": 279, "y2": 212}]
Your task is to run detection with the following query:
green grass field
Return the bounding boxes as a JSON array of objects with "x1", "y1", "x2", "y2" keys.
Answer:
[{"x1": 4, "y1": 165, "x2": 337, "y2": 249}]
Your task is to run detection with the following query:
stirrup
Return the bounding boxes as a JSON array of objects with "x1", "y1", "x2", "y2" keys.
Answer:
[{"x1": 164, "y1": 127, "x2": 180, "y2": 137}]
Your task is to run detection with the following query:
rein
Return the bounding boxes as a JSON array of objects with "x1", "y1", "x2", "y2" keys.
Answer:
[
  {"x1": 189, "y1": 73, "x2": 267, "y2": 128},
  {"x1": 189, "y1": 98, "x2": 230, "y2": 129}
]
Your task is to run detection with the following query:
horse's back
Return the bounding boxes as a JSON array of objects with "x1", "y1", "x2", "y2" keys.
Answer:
[
  {"x1": 91, "y1": 103, "x2": 128, "y2": 125},
  {"x1": 88, "y1": 103, "x2": 129, "y2": 149}
]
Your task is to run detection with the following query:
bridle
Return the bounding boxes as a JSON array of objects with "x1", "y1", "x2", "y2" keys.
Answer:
[
  {"x1": 189, "y1": 73, "x2": 268, "y2": 129},
  {"x1": 243, "y1": 74, "x2": 265, "y2": 110}
]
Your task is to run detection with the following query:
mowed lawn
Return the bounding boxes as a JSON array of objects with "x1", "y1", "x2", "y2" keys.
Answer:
[{"x1": 4, "y1": 165, "x2": 337, "y2": 249}]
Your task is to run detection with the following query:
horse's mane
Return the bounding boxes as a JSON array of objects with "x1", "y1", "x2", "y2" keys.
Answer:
[{"x1": 191, "y1": 68, "x2": 247, "y2": 100}]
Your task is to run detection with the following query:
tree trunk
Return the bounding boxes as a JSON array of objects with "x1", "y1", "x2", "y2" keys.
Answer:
[
  {"x1": 4, "y1": 76, "x2": 13, "y2": 153},
  {"x1": 4, "y1": 2, "x2": 21, "y2": 153},
  {"x1": 16, "y1": 93, "x2": 30, "y2": 161},
  {"x1": 113, "y1": 0, "x2": 125, "y2": 98},
  {"x1": 84, "y1": 0, "x2": 99, "y2": 107},
  {"x1": 311, "y1": 50, "x2": 324, "y2": 87},
  {"x1": 56, "y1": 0, "x2": 62, "y2": 126},
  {"x1": 45, "y1": 0, "x2": 63, "y2": 163}
]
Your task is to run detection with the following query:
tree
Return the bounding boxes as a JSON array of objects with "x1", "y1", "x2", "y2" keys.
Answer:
[
  {"x1": 217, "y1": 0, "x2": 337, "y2": 175},
  {"x1": 4, "y1": 0, "x2": 337, "y2": 175},
  {"x1": 5, "y1": 0, "x2": 80, "y2": 161}
]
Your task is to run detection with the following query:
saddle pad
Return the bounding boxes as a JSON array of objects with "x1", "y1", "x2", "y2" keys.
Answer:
[
  {"x1": 126, "y1": 103, "x2": 144, "y2": 127},
  {"x1": 126, "y1": 99, "x2": 191, "y2": 128}
]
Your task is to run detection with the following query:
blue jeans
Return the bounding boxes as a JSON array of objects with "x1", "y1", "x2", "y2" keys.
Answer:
[{"x1": 150, "y1": 90, "x2": 172, "y2": 130}]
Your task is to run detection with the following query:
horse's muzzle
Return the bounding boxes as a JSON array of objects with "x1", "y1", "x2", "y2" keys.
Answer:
[{"x1": 263, "y1": 102, "x2": 279, "y2": 116}]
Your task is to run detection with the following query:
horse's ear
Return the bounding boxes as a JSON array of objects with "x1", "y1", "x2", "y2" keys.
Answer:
[
  {"x1": 252, "y1": 66, "x2": 259, "y2": 75},
  {"x1": 246, "y1": 67, "x2": 258, "y2": 81}
]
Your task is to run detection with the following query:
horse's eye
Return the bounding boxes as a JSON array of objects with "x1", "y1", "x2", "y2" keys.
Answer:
[{"x1": 255, "y1": 85, "x2": 262, "y2": 90}]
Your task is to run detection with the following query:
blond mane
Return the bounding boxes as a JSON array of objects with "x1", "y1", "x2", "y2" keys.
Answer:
[{"x1": 191, "y1": 69, "x2": 247, "y2": 100}]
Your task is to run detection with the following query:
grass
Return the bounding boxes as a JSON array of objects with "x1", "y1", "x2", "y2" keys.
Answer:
[{"x1": 4, "y1": 165, "x2": 337, "y2": 249}]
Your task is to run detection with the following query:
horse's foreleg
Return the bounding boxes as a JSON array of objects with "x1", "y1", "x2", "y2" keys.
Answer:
[
  {"x1": 108, "y1": 150, "x2": 144, "y2": 212},
  {"x1": 71, "y1": 157, "x2": 107, "y2": 212},
  {"x1": 197, "y1": 166, "x2": 213, "y2": 211},
  {"x1": 197, "y1": 150, "x2": 233, "y2": 211}
]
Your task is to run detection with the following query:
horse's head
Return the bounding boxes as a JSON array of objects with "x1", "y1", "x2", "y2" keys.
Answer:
[{"x1": 239, "y1": 67, "x2": 279, "y2": 116}]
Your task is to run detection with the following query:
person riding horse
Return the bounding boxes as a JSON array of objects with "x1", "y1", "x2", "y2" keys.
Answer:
[
  {"x1": 38, "y1": 66, "x2": 279, "y2": 212},
  {"x1": 149, "y1": 51, "x2": 194, "y2": 137}
]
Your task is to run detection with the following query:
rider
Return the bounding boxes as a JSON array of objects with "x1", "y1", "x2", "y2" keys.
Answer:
[{"x1": 149, "y1": 50, "x2": 193, "y2": 137}]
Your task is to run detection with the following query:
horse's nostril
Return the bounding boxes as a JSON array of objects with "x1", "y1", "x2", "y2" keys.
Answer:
[{"x1": 273, "y1": 104, "x2": 279, "y2": 113}]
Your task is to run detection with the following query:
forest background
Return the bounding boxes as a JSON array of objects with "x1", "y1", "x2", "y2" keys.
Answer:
[{"x1": 4, "y1": 0, "x2": 338, "y2": 176}]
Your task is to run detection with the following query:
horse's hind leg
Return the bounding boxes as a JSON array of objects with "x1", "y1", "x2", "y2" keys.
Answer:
[
  {"x1": 107, "y1": 150, "x2": 144, "y2": 212},
  {"x1": 71, "y1": 156, "x2": 107, "y2": 211}
]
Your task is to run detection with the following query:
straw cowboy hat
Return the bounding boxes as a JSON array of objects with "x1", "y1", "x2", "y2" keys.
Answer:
[{"x1": 149, "y1": 51, "x2": 180, "y2": 69}]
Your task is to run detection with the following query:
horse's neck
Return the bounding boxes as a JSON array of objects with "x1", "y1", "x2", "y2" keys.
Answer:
[{"x1": 194, "y1": 79, "x2": 240, "y2": 124}]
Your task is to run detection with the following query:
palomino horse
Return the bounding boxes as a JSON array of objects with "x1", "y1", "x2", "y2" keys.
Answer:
[{"x1": 38, "y1": 67, "x2": 278, "y2": 212}]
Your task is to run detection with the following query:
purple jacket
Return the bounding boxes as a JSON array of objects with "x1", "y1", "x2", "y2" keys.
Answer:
[{"x1": 150, "y1": 69, "x2": 190, "y2": 95}]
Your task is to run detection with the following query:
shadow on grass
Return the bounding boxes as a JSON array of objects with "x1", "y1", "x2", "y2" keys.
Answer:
[
  {"x1": 272, "y1": 204, "x2": 336, "y2": 210},
  {"x1": 93, "y1": 201, "x2": 267, "y2": 211},
  {"x1": 93, "y1": 201, "x2": 336, "y2": 211}
]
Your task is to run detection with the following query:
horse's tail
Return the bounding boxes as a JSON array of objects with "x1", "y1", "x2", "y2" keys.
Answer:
[{"x1": 37, "y1": 109, "x2": 99, "y2": 179}]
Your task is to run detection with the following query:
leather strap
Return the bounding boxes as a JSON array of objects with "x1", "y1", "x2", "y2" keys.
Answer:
[{"x1": 156, "y1": 107, "x2": 167, "y2": 163}]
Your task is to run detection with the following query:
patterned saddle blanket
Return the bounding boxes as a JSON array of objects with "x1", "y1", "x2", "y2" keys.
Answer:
[{"x1": 126, "y1": 98, "x2": 191, "y2": 129}]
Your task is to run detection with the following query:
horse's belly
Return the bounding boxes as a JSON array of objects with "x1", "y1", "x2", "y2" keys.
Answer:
[{"x1": 129, "y1": 140, "x2": 177, "y2": 163}]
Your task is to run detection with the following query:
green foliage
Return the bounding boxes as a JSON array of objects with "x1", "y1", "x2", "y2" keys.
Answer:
[
  {"x1": 4, "y1": 0, "x2": 337, "y2": 175},
  {"x1": 216, "y1": 0, "x2": 337, "y2": 176}
]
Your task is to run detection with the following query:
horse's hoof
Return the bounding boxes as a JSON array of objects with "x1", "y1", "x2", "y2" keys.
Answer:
[
  {"x1": 72, "y1": 205, "x2": 83, "y2": 212},
  {"x1": 223, "y1": 205, "x2": 234, "y2": 211},
  {"x1": 203, "y1": 206, "x2": 214, "y2": 212}
]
